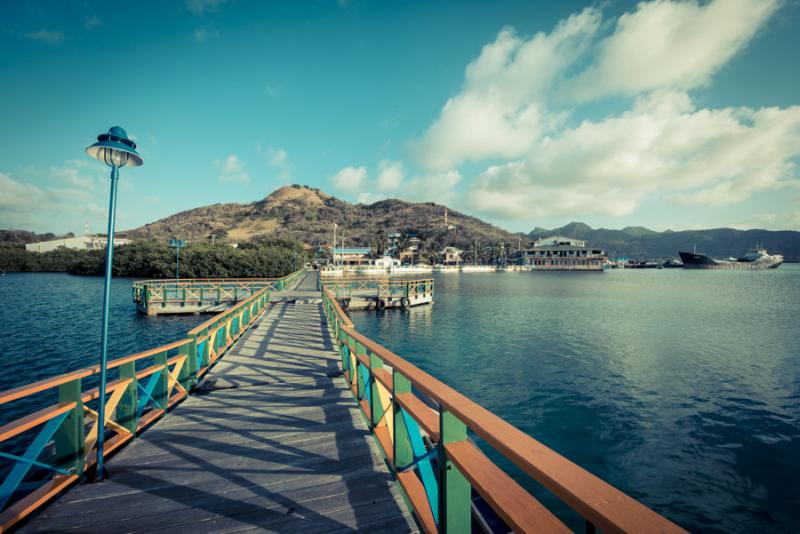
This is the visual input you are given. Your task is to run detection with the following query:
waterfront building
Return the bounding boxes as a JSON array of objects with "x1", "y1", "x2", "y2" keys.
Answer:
[
  {"x1": 25, "y1": 235, "x2": 131, "y2": 253},
  {"x1": 332, "y1": 246, "x2": 371, "y2": 266},
  {"x1": 520, "y1": 235, "x2": 607, "y2": 271},
  {"x1": 442, "y1": 246, "x2": 463, "y2": 265}
]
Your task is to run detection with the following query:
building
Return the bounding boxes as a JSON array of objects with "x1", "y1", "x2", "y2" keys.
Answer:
[
  {"x1": 441, "y1": 246, "x2": 463, "y2": 265},
  {"x1": 25, "y1": 235, "x2": 132, "y2": 253},
  {"x1": 332, "y1": 247, "x2": 371, "y2": 266},
  {"x1": 374, "y1": 255, "x2": 400, "y2": 269},
  {"x1": 518, "y1": 235, "x2": 607, "y2": 271}
]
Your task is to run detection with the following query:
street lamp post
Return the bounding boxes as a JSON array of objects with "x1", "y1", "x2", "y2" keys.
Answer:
[
  {"x1": 169, "y1": 238, "x2": 186, "y2": 281},
  {"x1": 85, "y1": 126, "x2": 143, "y2": 481}
]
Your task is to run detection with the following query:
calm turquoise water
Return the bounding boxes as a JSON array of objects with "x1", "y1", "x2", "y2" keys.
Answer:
[
  {"x1": 1, "y1": 270, "x2": 798, "y2": 532},
  {"x1": 0, "y1": 273, "x2": 203, "y2": 424},
  {"x1": 349, "y1": 267, "x2": 800, "y2": 533}
]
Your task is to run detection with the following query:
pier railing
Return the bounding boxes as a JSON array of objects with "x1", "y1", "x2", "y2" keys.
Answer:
[
  {"x1": 322, "y1": 286, "x2": 685, "y2": 533},
  {"x1": 132, "y1": 268, "x2": 307, "y2": 309},
  {"x1": 0, "y1": 284, "x2": 273, "y2": 531},
  {"x1": 321, "y1": 277, "x2": 434, "y2": 301}
]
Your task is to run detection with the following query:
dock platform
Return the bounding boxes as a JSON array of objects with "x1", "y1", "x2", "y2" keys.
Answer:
[{"x1": 20, "y1": 298, "x2": 415, "y2": 533}]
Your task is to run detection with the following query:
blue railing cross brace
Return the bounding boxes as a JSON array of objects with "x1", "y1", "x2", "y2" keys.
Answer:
[
  {"x1": 136, "y1": 370, "x2": 164, "y2": 417},
  {"x1": 0, "y1": 411, "x2": 70, "y2": 510},
  {"x1": 400, "y1": 407, "x2": 439, "y2": 525}
]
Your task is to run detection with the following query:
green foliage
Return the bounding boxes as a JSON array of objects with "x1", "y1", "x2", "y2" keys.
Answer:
[{"x1": 0, "y1": 240, "x2": 307, "y2": 278}]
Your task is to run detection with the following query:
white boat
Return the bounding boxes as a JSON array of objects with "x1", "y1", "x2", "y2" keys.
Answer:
[
  {"x1": 460, "y1": 265, "x2": 497, "y2": 272},
  {"x1": 392, "y1": 265, "x2": 434, "y2": 274}
]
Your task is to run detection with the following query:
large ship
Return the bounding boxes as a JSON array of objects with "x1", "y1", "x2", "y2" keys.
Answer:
[{"x1": 679, "y1": 247, "x2": 783, "y2": 269}]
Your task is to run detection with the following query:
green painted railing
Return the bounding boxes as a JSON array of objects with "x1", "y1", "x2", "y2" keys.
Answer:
[
  {"x1": 0, "y1": 285, "x2": 273, "y2": 531},
  {"x1": 322, "y1": 286, "x2": 686, "y2": 534},
  {"x1": 320, "y1": 276, "x2": 434, "y2": 301},
  {"x1": 132, "y1": 268, "x2": 307, "y2": 310}
]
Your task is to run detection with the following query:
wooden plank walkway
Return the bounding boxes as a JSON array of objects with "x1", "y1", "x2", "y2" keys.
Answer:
[{"x1": 21, "y1": 293, "x2": 417, "y2": 533}]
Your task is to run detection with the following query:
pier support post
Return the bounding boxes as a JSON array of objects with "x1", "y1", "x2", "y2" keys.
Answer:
[
  {"x1": 439, "y1": 410, "x2": 470, "y2": 532},
  {"x1": 186, "y1": 335, "x2": 199, "y2": 387},
  {"x1": 118, "y1": 362, "x2": 138, "y2": 434},
  {"x1": 369, "y1": 353, "x2": 384, "y2": 427},
  {"x1": 392, "y1": 372, "x2": 413, "y2": 471},
  {"x1": 154, "y1": 352, "x2": 169, "y2": 410},
  {"x1": 54, "y1": 379, "x2": 84, "y2": 476},
  {"x1": 178, "y1": 342, "x2": 193, "y2": 392}
]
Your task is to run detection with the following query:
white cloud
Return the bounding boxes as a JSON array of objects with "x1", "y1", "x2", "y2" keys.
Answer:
[
  {"x1": 467, "y1": 92, "x2": 800, "y2": 218},
  {"x1": 331, "y1": 166, "x2": 367, "y2": 194},
  {"x1": 569, "y1": 0, "x2": 779, "y2": 100},
  {"x1": 25, "y1": 29, "x2": 64, "y2": 44},
  {"x1": 409, "y1": 0, "x2": 797, "y2": 223},
  {"x1": 376, "y1": 160, "x2": 405, "y2": 191},
  {"x1": 214, "y1": 154, "x2": 250, "y2": 183},
  {"x1": 0, "y1": 170, "x2": 106, "y2": 230},
  {"x1": 0, "y1": 173, "x2": 44, "y2": 214},
  {"x1": 413, "y1": 9, "x2": 601, "y2": 171}
]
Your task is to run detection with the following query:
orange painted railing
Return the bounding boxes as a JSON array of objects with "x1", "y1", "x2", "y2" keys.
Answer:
[
  {"x1": 322, "y1": 287, "x2": 686, "y2": 533},
  {"x1": 0, "y1": 287, "x2": 271, "y2": 531}
]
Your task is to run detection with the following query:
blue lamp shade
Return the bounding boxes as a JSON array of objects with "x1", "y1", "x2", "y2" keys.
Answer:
[{"x1": 86, "y1": 126, "x2": 143, "y2": 167}]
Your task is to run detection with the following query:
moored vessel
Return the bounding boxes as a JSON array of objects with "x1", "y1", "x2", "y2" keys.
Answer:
[{"x1": 679, "y1": 247, "x2": 783, "y2": 269}]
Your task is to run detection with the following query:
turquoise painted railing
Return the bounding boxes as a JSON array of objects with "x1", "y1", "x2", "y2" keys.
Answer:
[
  {"x1": 322, "y1": 287, "x2": 686, "y2": 534},
  {"x1": 320, "y1": 276, "x2": 434, "y2": 301},
  {"x1": 132, "y1": 268, "x2": 307, "y2": 310},
  {"x1": 0, "y1": 286, "x2": 272, "y2": 531}
]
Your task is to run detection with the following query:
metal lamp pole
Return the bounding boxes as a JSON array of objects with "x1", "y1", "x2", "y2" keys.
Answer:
[
  {"x1": 85, "y1": 126, "x2": 143, "y2": 481},
  {"x1": 170, "y1": 239, "x2": 186, "y2": 281}
]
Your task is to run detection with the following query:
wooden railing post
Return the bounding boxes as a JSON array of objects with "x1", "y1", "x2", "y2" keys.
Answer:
[
  {"x1": 54, "y1": 378, "x2": 84, "y2": 476},
  {"x1": 186, "y1": 335, "x2": 199, "y2": 385},
  {"x1": 154, "y1": 352, "x2": 169, "y2": 409},
  {"x1": 369, "y1": 353, "x2": 384, "y2": 428},
  {"x1": 438, "y1": 411, "x2": 470, "y2": 532},
  {"x1": 178, "y1": 341, "x2": 193, "y2": 391},
  {"x1": 393, "y1": 372, "x2": 413, "y2": 471},
  {"x1": 118, "y1": 361, "x2": 138, "y2": 434}
]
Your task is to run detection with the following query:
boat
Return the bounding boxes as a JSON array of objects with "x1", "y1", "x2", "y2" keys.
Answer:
[
  {"x1": 460, "y1": 265, "x2": 496, "y2": 272},
  {"x1": 678, "y1": 248, "x2": 783, "y2": 269}
]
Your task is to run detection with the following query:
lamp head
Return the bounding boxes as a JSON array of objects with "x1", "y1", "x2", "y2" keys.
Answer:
[{"x1": 86, "y1": 126, "x2": 143, "y2": 168}]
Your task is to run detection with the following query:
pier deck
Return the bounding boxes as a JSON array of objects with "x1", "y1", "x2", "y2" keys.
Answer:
[{"x1": 20, "y1": 298, "x2": 415, "y2": 533}]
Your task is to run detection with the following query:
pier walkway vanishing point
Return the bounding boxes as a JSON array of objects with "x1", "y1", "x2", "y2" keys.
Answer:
[{"x1": 2, "y1": 268, "x2": 687, "y2": 533}]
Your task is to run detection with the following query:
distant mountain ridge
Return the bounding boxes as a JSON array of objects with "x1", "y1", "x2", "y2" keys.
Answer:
[
  {"x1": 529, "y1": 222, "x2": 800, "y2": 262},
  {"x1": 6, "y1": 185, "x2": 798, "y2": 262}
]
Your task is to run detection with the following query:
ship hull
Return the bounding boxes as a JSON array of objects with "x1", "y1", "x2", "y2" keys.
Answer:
[{"x1": 679, "y1": 252, "x2": 783, "y2": 270}]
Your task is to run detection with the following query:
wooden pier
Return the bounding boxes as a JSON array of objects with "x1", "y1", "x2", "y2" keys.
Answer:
[
  {"x1": 1, "y1": 268, "x2": 686, "y2": 533},
  {"x1": 18, "y1": 299, "x2": 415, "y2": 533}
]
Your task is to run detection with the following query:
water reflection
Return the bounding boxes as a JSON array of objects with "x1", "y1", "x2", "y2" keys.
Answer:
[{"x1": 350, "y1": 267, "x2": 800, "y2": 533}]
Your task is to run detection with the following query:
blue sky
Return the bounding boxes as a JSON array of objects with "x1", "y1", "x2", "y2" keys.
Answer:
[{"x1": 1, "y1": 0, "x2": 798, "y2": 235}]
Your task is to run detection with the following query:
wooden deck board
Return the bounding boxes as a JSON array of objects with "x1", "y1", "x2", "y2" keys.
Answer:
[{"x1": 20, "y1": 295, "x2": 417, "y2": 533}]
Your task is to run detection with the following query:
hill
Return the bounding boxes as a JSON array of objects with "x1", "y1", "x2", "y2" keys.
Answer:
[
  {"x1": 123, "y1": 185, "x2": 519, "y2": 256},
  {"x1": 529, "y1": 222, "x2": 800, "y2": 262}
]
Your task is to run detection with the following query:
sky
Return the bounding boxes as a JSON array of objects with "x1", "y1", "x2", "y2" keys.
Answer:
[{"x1": 1, "y1": 0, "x2": 799, "y2": 235}]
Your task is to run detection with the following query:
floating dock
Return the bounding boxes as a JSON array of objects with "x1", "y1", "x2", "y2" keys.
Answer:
[
  {"x1": 320, "y1": 277, "x2": 434, "y2": 311},
  {"x1": 132, "y1": 270, "x2": 306, "y2": 315}
]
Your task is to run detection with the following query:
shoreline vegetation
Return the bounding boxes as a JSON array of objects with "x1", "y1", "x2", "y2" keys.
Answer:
[{"x1": 0, "y1": 239, "x2": 307, "y2": 278}]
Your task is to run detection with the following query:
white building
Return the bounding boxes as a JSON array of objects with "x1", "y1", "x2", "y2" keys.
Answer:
[
  {"x1": 25, "y1": 236, "x2": 132, "y2": 253},
  {"x1": 519, "y1": 235, "x2": 606, "y2": 271},
  {"x1": 374, "y1": 255, "x2": 400, "y2": 269}
]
